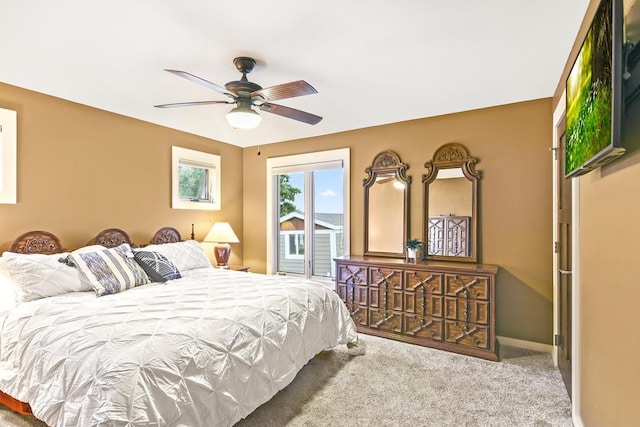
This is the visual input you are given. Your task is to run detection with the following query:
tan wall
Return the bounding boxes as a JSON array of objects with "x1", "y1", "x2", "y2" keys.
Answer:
[
  {"x1": 578, "y1": 160, "x2": 640, "y2": 426},
  {"x1": 243, "y1": 98, "x2": 554, "y2": 344},
  {"x1": 551, "y1": 0, "x2": 640, "y2": 424},
  {"x1": 0, "y1": 82, "x2": 244, "y2": 266}
]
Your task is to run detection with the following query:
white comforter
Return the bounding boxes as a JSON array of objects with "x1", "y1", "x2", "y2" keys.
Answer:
[{"x1": 0, "y1": 268, "x2": 357, "y2": 426}]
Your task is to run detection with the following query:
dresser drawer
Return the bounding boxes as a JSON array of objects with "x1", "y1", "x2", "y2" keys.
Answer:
[
  {"x1": 404, "y1": 292, "x2": 443, "y2": 318},
  {"x1": 444, "y1": 321, "x2": 490, "y2": 350},
  {"x1": 369, "y1": 286, "x2": 403, "y2": 312},
  {"x1": 444, "y1": 274, "x2": 490, "y2": 300},
  {"x1": 369, "y1": 266, "x2": 404, "y2": 289},
  {"x1": 404, "y1": 315, "x2": 444, "y2": 341},
  {"x1": 444, "y1": 297, "x2": 489, "y2": 325},
  {"x1": 336, "y1": 264, "x2": 368, "y2": 286},
  {"x1": 368, "y1": 308, "x2": 403, "y2": 334},
  {"x1": 405, "y1": 271, "x2": 443, "y2": 294},
  {"x1": 336, "y1": 282, "x2": 369, "y2": 327}
]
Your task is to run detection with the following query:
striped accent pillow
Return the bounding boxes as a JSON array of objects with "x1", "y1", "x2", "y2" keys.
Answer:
[{"x1": 69, "y1": 243, "x2": 150, "y2": 296}]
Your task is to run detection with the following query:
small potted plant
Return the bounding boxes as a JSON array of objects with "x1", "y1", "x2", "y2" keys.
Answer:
[{"x1": 404, "y1": 238, "x2": 424, "y2": 263}]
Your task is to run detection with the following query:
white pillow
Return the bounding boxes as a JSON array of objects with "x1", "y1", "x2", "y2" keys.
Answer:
[
  {"x1": 2, "y1": 251, "x2": 91, "y2": 302},
  {"x1": 137, "y1": 240, "x2": 211, "y2": 272},
  {"x1": 0, "y1": 258, "x2": 18, "y2": 313}
]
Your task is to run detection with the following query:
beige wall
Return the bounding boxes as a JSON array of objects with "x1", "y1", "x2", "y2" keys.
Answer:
[
  {"x1": 243, "y1": 98, "x2": 554, "y2": 344},
  {"x1": 578, "y1": 160, "x2": 640, "y2": 426},
  {"x1": 551, "y1": 0, "x2": 640, "y2": 425},
  {"x1": 0, "y1": 82, "x2": 244, "y2": 266}
]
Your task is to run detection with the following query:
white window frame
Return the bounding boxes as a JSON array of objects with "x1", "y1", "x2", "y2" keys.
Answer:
[
  {"x1": 283, "y1": 230, "x2": 305, "y2": 259},
  {"x1": 172, "y1": 146, "x2": 221, "y2": 210},
  {"x1": 266, "y1": 148, "x2": 350, "y2": 276},
  {"x1": 0, "y1": 108, "x2": 17, "y2": 204}
]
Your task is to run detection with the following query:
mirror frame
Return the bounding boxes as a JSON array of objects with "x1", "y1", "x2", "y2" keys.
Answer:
[
  {"x1": 364, "y1": 151, "x2": 411, "y2": 258},
  {"x1": 422, "y1": 143, "x2": 480, "y2": 263}
]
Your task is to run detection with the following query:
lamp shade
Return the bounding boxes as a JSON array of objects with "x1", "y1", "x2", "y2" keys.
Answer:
[
  {"x1": 203, "y1": 222, "x2": 239, "y2": 267},
  {"x1": 226, "y1": 105, "x2": 262, "y2": 129},
  {"x1": 204, "y1": 222, "x2": 239, "y2": 243}
]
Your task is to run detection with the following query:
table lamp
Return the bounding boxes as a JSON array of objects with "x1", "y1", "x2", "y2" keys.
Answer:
[{"x1": 204, "y1": 222, "x2": 239, "y2": 267}]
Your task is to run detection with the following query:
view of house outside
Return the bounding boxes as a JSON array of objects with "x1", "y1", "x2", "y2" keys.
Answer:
[{"x1": 277, "y1": 170, "x2": 344, "y2": 278}]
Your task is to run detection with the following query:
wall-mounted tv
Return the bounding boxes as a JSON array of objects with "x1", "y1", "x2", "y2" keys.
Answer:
[
  {"x1": 622, "y1": 0, "x2": 640, "y2": 149},
  {"x1": 565, "y1": 0, "x2": 625, "y2": 178}
]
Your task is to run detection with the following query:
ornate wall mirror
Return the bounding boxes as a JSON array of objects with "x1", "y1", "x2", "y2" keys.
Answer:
[
  {"x1": 422, "y1": 143, "x2": 480, "y2": 262},
  {"x1": 364, "y1": 151, "x2": 411, "y2": 258}
]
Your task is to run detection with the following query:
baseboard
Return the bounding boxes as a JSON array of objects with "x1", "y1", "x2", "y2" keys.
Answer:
[{"x1": 497, "y1": 336, "x2": 553, "y2": 354}]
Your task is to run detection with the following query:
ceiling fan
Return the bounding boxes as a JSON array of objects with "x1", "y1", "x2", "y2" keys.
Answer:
[{"x1": 154, "y1": 57, "x2": 322, "y2": 129}]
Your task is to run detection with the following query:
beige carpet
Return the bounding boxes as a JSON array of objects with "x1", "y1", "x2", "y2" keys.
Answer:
[{"x1": 0, "y1": 335, "x2": 572, "y2": 426}]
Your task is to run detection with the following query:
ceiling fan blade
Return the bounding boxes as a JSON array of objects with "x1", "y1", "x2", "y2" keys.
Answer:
[
  {"x1": 259, "y1": 102, "x2": 322, "y2": 125},
  {"x1": 164, "y1": 69, "x2": 236, "y2": 100},
  {"x1": 252, "y1": 80, "x2": 317, "y2": 101},
  {"x1": 154, "y1": 100, "x2": 233, "y2": 108}
]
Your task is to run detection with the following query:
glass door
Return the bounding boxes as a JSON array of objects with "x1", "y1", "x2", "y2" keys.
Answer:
[
  {"x1": 274, "y1": 168, "x2": 344, "y2": 279},
  {"x1": 276, "y1": 172, "x2": 305, "y2": 275}
]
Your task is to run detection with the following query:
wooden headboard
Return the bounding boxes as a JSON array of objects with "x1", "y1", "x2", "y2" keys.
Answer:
[
  {"x1": 93, "y1": 228, "x2": 132, "y2": 248},
  {"x1": 9, "y1": 230, "x2": 65, "y2": 254},
  {"x1": 151, "y1": 227, "x2": 181, "y2": 244},
  {"x1": 7, "y1": 227, "x2": 185, "y2": 255}
]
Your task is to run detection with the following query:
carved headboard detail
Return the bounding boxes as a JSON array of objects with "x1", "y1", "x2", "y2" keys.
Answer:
[
  {"x1": 9, "y1": 231, "x2": 64, "y2": 254},
  {"x1": 151, "y1": 227, "x2": 181, "y2": 245},
  {"x1": 93, "y1": 228, "x2": 132, "y2": 248}
]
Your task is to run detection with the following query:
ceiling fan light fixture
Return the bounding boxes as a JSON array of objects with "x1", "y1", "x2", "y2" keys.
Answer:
[{"x1": 226, "y1": 105, "x2": 262, "y2": 129}]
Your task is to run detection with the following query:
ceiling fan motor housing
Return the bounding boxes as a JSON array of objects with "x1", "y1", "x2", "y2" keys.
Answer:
[
  {"x1": 225, "y1": 80, "x2": 262, "y2": 97},
  {"x1": 225, "y1": 57, "x2": 263, "y2": 98}
]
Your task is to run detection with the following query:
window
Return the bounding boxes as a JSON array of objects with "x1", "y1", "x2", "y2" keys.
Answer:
[
  {"x1": 266, "y1": 148, "x2": 350, "y2": 279},
  {"x1": 0, "y1": 108, "x2": 17, "y2": 205},
  {"x1": 285, "y1": 232, "x2": 305, "y2": 258},
  {"x1": 172, "y1": 146, "x2": 220, "y2": 210},
  {"x1": 179, "y1": 161, "x2": 210, "y2": 201}
]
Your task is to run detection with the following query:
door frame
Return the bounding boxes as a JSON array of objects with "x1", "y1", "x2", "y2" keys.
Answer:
[{"x1": 552, "y1": 93, "x2": 582, "y2": 423}]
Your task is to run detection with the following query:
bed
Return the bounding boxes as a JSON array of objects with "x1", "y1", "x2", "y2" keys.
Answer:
[{"x1": 0, "y1": 230, "x2": 357, "y2": 426}]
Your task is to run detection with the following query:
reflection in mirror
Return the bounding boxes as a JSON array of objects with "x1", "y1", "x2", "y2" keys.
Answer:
[
  {"x1": 423, "y1": 144, "x2": 480, "y2": 262},
  {"x1": 368, "y1": 175, "x2": 405, "y2": 253},
  {"x1": 364, "y1": 151, "x2": 410, "y2": 258}
]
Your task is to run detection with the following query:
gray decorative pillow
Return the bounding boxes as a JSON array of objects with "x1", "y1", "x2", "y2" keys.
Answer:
[
  {"x1": 133, "y1": 251, "x2": 181, "y2": 282},
  {"x1": 68, "y1": 243, "x2": 150, "y2": 296}
]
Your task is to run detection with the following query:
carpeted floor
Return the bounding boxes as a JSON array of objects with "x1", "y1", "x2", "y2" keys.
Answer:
[{"x1": 0, "y1": 335, "x2": 572, "y2": 426}]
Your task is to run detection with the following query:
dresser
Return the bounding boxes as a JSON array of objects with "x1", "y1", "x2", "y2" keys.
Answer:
[{"x1": 335, "y1": 256, "x2": 499, "y2": 361}]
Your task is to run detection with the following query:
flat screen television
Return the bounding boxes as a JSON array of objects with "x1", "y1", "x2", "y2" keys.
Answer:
[
  {"x1": 565, "y1": 0, "x2": 625, "y2": 178},
  {"x1": 622, "y1": 0, "x2": 640, "y2": 149}
]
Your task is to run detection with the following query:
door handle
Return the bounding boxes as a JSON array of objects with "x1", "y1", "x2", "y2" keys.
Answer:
[{"x1": 559, "y1": 269, "x2": 572, "y2": 275}]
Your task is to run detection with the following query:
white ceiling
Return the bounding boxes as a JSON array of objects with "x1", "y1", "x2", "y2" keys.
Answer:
[{"x1": 1, "y1": 0, "x2": 589, "y2": 148}]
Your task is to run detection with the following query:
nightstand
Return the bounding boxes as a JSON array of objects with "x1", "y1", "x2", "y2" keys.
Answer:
[{"x1": 228, "y1": 265, "x2": 250, "y2": 272}]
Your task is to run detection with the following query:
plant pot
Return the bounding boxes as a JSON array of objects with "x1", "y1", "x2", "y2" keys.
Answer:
[{"x1": 406, "y1": 248, "x2": 417, "y2": 263}]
